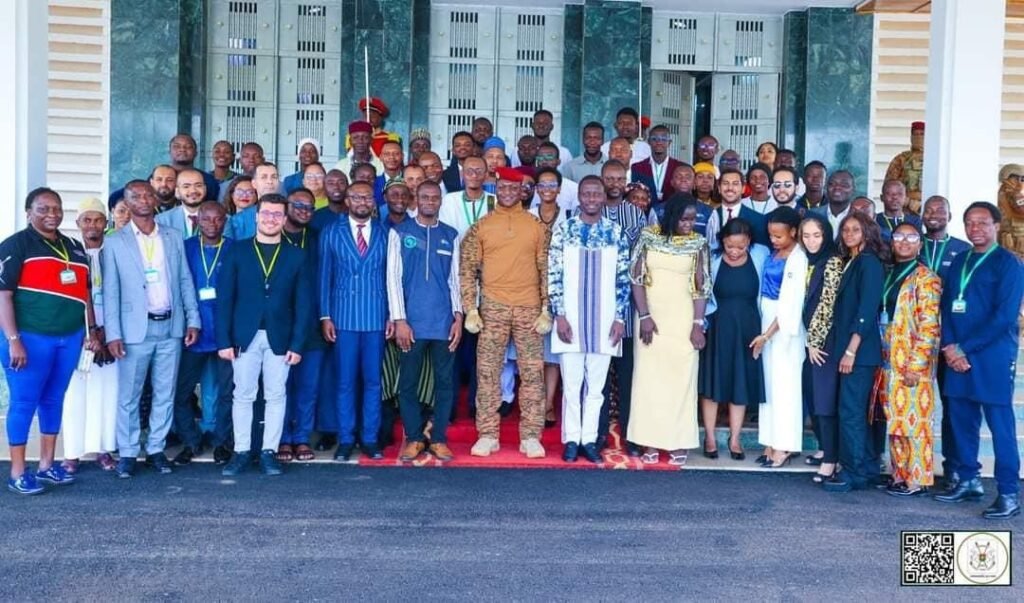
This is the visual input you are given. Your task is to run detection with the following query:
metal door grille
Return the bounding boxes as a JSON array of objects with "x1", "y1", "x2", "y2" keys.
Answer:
[
  {"x1": 733, "y1": 20, "x2": 765, "y2": 67},
  {"x1": 447, "y1": 63, "x2": 479, "y2": 110},
  {"x1": 449, "y1": 11, "x2": 480, "y2": 59},
  {"x1": 226, "y1": 54, "x2": 259, "y2": 102},
  {"x1": 295, "y1": 57, "x2": 326, "y2": 104},
  {"x1": 516, "y1": 14, "x2": 546, "y2": 62},
  {"x1": 228, "y1": 1, "x2": 259, "y2": 49},
  {"x1": 514, "y1": 65, "x2": 544, "y2": 113},
  {"x1": 730, "y1": 75, "x2": 759, "y2": 121},
  {"x1": 226, "y1": 106, "x2": 258, "y2": 154},
  {"x1": 728, "y1": 124, "x2": 760, "y2": 168},
  {"x1": 668, "y1": 18, "x2": 698, "y2": 66},
  {"x1": 297, "y1": 4, "x2": 327, "y2": 52}
]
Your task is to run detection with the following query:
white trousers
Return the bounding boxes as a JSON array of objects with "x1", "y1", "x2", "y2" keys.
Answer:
[
  {"x1": 231, "y1": 330, "x2": 290, "y2": 453},
  {"x1": 61, "y1": 361, "x2": 119, "y2": 458},
  {"x1": 559, "y1": 352, "x2": 611, "y2": 444}
]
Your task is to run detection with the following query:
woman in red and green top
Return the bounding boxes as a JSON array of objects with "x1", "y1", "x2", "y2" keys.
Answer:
[{"x1": 0, "y1": 187, "x2": 99, "y2": 495}]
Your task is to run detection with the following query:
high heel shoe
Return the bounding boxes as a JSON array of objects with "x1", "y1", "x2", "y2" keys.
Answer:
[
  {"x1": 768, "y1": 453, "x2": 794, "y2": 468},
  {"x1": 730, "y1": 449, "x2": 745, "y2": 461},
  {"x1": 703, "y1": 445, "x2": 719, "y2": 460},
  {"x1": 812, "y1": 465, "x2": 837, "y2": 484}
]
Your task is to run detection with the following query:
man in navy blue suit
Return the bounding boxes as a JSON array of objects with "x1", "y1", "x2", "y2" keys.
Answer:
[
  {"x1": 216, "y1": 194, "x2": 311, "y2": 477},
  {"x1": 319, "y1": 181, "x2": 393, "y2": 462},
  {"x1": 934, "y1": 201, "x2": 1024, "y2": 519},
  {"x1": 704, "y1": 168, "x2": 769, "y2": 251}
]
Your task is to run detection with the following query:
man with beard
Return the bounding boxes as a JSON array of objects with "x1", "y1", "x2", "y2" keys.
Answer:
[
  {"x1": 461, "y1": 167, "x2": 552, "y2": 458},
  {"x1": 470, "y1": 117, "x2": 494, "y2": 155},
  {"x1": 170, "y1": 201, "x2": 234, "y2": 466},
  {"x1": 704, "y1": 168, "x2": 769, "y2": 251},
  {"x1": 918, "y1": 195, "x2": 971, "y2": 491},
  {"x1": 564, "y1": 122, "x2": 606, "y2": 183},
  {"x1": 770, "y1": 167, "x2": 799, "y2": 209},
  {"x1": 510, "y1": 135, "x2": 540, "y2": 171},
  {"x1": 149, "y1": 165, "x2": 178, "y2": 213},
  {"x1": 311, "y1": 169, "x2": 349, "y2": 232},
  {"x1": 442, "y1": 131, "x2": 474, "y2": 194},
  {"x1": 61, "y1": 197, "x2": 119, "y2": 474},
  {"x1": 875, "y1": 180, "x2": 923, "y2": 242},
  {"x1": 103, "y1": 180, "x2": 201, "y2": 478},
  {"x1": 811, "y1": 170, "x2": 855, "y2": 239},
  {"x1": 319, "y1": 182, "x2": 393, "y2": 461},
  {"x1": 168, "y1": 134, "x2": 219, "y2": 200},
  {"x1": 796, "y1": 160, "x2": 827, "y2": 212},
  {"x1": 157, "y1": 168, "x2": 207, "y2": 238},
  {"x1": 374, "y1": 141, "x2": 405, "y2": 207},
  {"x1": 217, "y1": 194, "x2": 310, "y2": 476},
  {"x1": 601, "y1": 107, "x2": 650, "y2": 162}
]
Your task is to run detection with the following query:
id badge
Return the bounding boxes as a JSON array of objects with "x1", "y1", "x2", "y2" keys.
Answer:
[
  {"x1": 198, "y1": 287, "x2": 217, "y2": 301},
  {"x1": 59, "y1": 269, "x2": 77, "y2": 285},
  {"x1": 93, "y1": 291, "x2": 103, "y2": 307},
  {"x1": 878, "y1": 311, "x2": 889, "y2": 327},
  {"x1": 951, "y1": 299, "x2": 967, "y2": 314},
  {"x1": 145, "y1": 268, "x2": 161, "y2": 284}
]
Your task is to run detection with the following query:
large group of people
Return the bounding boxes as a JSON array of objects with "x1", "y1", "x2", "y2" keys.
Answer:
[{"x1": 1, "y1": 99, "x2": 1021, "y2": 521}]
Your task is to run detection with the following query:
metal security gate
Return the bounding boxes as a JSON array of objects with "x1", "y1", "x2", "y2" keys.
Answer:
[
  {"x1": 428, "y1": 5, "x2": 564, "y2": 159},
  {"x1": 205, "y1": 0, "x2": 341, "y2": 173}
]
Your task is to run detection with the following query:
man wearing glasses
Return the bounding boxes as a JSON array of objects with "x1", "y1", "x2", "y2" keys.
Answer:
[
  {"x1": 770, "y1": 167, "x2": 800, "y2": 209},
  {"x1": 439, "y1": 156, "x2": 494, "y2": 237},
  {"x1": 530, "y1": 141, "x2": 578, "y2": 215},
  {"x1": 630, "y1": 124, "x2": 683, "y2": 205},
  {"x1": 216, "y1": 194, "x2": 311, "y2": 476},
  {"x1": 319, "y1": 183, "x2": 392, "y2": 461}
]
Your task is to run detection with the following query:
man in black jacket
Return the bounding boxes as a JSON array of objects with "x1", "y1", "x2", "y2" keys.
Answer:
[{"x1": 216, "y1": 194, "x2": 311, "y2": 476}]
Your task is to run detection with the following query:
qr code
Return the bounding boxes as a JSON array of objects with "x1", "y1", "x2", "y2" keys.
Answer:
[{"x1": 902, "y1": 532, "x2": 955, "y2": 585}]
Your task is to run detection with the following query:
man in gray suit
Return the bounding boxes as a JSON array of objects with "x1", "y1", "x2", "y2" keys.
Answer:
[
  {"x1": 103, "y1": 180, "x2": 201, "y2": 478},
  {"x1": 155, "y1": 168, "x2": 205, "y2": 239}
]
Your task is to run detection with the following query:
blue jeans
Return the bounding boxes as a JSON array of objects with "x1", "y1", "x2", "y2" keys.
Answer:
[
  {"x1": 283, "y1": 348, "x2": 324, "y2": 445},
  {"x1": 335, "y1": 330, "x2": 384, "y2": 445},
  {"x1": 0, "y1": 329, "x2": 84, "y2": 446}
]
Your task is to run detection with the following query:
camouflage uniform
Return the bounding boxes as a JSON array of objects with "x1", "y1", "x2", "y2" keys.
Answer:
[{"x1": 885, "y1": 149, "x2": 924, "y2": 215}]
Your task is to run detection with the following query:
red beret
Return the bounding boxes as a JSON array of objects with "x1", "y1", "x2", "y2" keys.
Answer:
[
  {"x1": 348, "y1": 120, "x2": 372, "y2": 135},
  {"x1": 640, "y1": 115, "x2": 651, "y2": 129},
  {"x1": 496, "y1": 167, "x2": 525, "y2": 183},
  {"x1": 911, "y1": 121, "x2": 925, "y2": 132},
  {"x1": 359, "y1": 97, "x2": 389, "y2": 117}
]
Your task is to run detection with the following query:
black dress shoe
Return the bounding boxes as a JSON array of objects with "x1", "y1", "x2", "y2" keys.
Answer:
[
  {"x1": 581, "y1": 443, "x2": 601, "y2": 463},
  {"x1": 498, "y1": 401, "x2": 514, "y2": 417},
  {"x1": 115, "y1": 457, "x2": 136, "y2": 479},
  {"x1": 562, "y1": 442, "x2": 579, "y2": 462},
  {"x1": 172, "y1": 447, "x2": 196, "y2": 466},
  {"x1": 146, "y1": 453, "x2": 173, "y2": 474},
  {"x1": 941, "y1": 473, "x2": 961, "y2": 492},
  {"x1": 702, "y1": 446, "x2": 719, "y2": 460},
  {"x1": 934, "y1": 477, "x2": 985, "y2": 503},
  {"x1": 213, "y1": 445, "x2": 232, "y2": 464},
  {"x1": 822, "y1": 472, "x2": 853, "y2": 493},
  {"x1": 363, "y1": 444, "x2": 384, "y2": 460},
  {"x1": 983, "y1": 493, "x2": 1021, "y2": 519},
  {"x1": 314, "y1": 434, "x2": 338, "y2": 451},
  {"x1": 334, "y1": 443, "x2": 355, "y2": 461},
  {"x1": 887, "y1": 483, "x2": 929, "y2": 497}
]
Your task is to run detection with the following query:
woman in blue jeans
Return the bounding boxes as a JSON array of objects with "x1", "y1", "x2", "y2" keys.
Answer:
[{"x1": 0, "y1": 187, "x2": 98, "y2": 495}]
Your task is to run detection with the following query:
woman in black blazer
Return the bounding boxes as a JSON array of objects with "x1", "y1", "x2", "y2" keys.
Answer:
[{"x1": 822, "y1": 212, "x2": 886, "y2": 493}]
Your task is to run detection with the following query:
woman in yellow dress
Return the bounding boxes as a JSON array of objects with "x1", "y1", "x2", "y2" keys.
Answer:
[{"x1": 628, "y1": 197, "x2": 711, "y2": 466}]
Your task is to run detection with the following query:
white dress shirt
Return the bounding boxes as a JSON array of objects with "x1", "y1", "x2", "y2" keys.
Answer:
[
  {"x1": 826, "y1": 206, "x2": 849, "y2": 240},
  {"x1": 131, "y1": 222, "x2": 172, "y2": 313},
  {"x1": 601, "y1": 139, "x2": 651, "y2": 162},
  {"x1": 350, "y1": 218, "x2": 372, "y2": 247},
  {"x1": 438, "y1": 190, "x2": 493, "y2": 237}
]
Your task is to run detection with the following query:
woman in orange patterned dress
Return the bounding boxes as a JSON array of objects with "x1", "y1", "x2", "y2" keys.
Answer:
[{"x1": 876, "y1": 222, "x2": 942, "y2": 497}]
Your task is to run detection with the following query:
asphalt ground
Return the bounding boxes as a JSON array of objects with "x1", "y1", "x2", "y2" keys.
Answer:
[{"x1": 0, "y1": 464, "x2": 1021, "y2": 601}]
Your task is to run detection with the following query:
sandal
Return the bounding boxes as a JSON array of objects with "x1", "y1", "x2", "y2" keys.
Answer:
[
  {"x1": 294, "y1": 444, "x2": 315, "y2": 462},
  {"x1": 668, "y1": 450, "x2": 689, "y2": 466},
  {"x1": 812, "y1": 463, "x2": 837, "y2": 484},
  {"x1": 641, "y1": 450, "x2": 660, "y2": 464},
  {"x1": 276, "y1": 444, "x2": 294, "y2": 463}
]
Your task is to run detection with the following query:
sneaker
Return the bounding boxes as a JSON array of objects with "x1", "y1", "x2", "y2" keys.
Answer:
[
  {"x1": 519, "y1": 438, "x2": 546, "y2": 459},
  {"x1": 36, "y1": 464, "x2": 76, "y2": 485},
  {"x1": 115, "y1": 457, "x2": 136, "y2": 479},
  {"x1": 259, "y1": 450, "x2": 283, "y2": 476},
  {"x1": 470, "y1": 436, "x2": 500, "y2": 457},
  {"x1": 8, "y1": 474, "x2": 45, "y2": 495},
  {"x1": 362, "y1": 444, "x2": 384, "y2": 460},
  {"x1": 96, "y1": 453, "x2": 117, "y2": 471},
  {"x1": 146, "y1": 453, "x2": 173, "y2": 475},
  {"x1": 222, "y1": 451, "x2": 251, "y2": 476}
]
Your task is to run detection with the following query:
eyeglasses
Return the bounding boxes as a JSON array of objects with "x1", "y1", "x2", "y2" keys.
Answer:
[
  {"x1": 235, "y1": 189, "x2": 256, "y2": 197},
  {"x1": 648, "y1": 135, "x2": 671, "y2": 143},
  {"x1": 892, "y1": 233, "x2": 921, "y2": 243},
  {"x1": 772, "y1": 181, "x2": 795, "y2": 189},
  {"x1": 290, "y1": 202, "x2": 314, "y2": 212},
  {"x1": 536, "y1": 182, "x2": 559, "y2": 190},
  {"x1": 535, "y1": 154, "x2": 558, "y2": 162},
  {"x1": 347, "y1": 194, "x2": 375, "y2": 203},
  {"x1": 521, "y1": 183, "x2": 535, "y2": 191},
  {"x1": 304, "y1": 174, "x2": 325, "y2": 181},
  {"x1": 697, "y1": 142, "x2": 718, "y2": 150},
  {"x1": 258, "y1": 210, "x2": 285, "y2": 220}
]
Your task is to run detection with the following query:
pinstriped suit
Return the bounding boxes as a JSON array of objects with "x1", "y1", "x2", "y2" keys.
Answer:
[{"x1": 319, "y1": 217, "x2": 389, "y2": 445}]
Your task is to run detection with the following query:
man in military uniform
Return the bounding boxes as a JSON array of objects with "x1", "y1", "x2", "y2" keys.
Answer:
[
  {"x1": 884, "y1": 121, "x2": 925, "y2": 215},
  {"x1": 997, "y1": 163, "x2": 1024, "y2": 259}
]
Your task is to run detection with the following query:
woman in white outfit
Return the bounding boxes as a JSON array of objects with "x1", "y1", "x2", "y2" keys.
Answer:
[{"x1": 750, "y1": 207, "x2": 807, "y2": 468}]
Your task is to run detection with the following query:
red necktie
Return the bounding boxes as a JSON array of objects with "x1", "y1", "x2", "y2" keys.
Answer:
[{"x1": 356, "y1": 223, "x2": 368, "y2": 257}]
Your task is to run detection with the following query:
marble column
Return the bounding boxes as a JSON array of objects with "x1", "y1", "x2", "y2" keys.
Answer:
[
  {"x1": 561, "y1": 4, "x2": 584, "y2": 156},
  {"x1": 339, "y1": 0, "x2": 418, "y2": 154},
  {"x1": 109, "y1": 0, "x2": 203, "y2": 191},
  {"x1": 780, "y1": 8, "x2": 873, "y2": 190}
]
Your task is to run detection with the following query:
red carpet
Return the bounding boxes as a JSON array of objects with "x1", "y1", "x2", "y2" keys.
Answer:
[{"x1": 358, "y1": 391, "x2": 678, "y2": 471}]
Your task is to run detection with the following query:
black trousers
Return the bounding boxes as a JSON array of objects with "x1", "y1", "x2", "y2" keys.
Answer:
[
  {"x1": 399, "y1": 339, "x2": 456, "y2": 444},
  {"x1": 837, "y1": 365, "x2": 879, "y2": 487},
  {"x1": 815, "y1": 415, "x2": 839, "y2": 463},
  {"x1": 172, "y1": 349, "x2": 234, "y2": 449},
  {"x1": 599, "y1": 338, "x2": 634, "y2": 442},
  {"x1": 936, "y1": 363, "x2": 959, "y2": 478}
]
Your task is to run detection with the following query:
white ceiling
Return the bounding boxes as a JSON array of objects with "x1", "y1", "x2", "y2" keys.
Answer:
[{"x1": 433, "y1": 0, "x2": 861, "y2": 15}]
